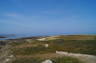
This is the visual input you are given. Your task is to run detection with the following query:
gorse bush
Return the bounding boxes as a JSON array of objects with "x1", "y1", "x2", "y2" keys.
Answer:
[
  {"x1": 13, "y1": 56, "x2": 82, "y2": 63},
  {"x1": 12, "y1": 46, "x2": 56, "y2": 55},
  {"x1": 11, "y1": 39, "x2": 96, "y2": 63},
  {"x1": 12, "y1": 39, "x2": 96, "y2": 55}
]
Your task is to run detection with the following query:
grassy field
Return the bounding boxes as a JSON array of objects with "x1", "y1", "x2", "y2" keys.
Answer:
[
  {"x1": 10, "y1": 35, "x2": 96, "y2": 63},
  {"x1": 13, "y1": 56, "x2": 82, "y2": 63},
  {"x1": 50, "y1": 39, "x2": 96, "y2": 55},
  {"x1": 11, "y1": 39, "x2": 96, "y2": 55},
  {"x1": 45, "y1": 35, "x2": 96, "y2": 40}
]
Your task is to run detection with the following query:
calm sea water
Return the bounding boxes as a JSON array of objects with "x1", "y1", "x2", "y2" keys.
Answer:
[
  {"x1": 0, "y1": 34, "x2": 27, "y2": 40},
  {"x1": 0, "y1": 33, "x2": 96, "y2": 40},
  {"x1": 0, "y1": 34, "x2": 45, "y2": 40}
]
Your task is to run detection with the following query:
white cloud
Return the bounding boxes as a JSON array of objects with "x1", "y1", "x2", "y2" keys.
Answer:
[
  {"x1": 5, "y1": 13, "x2": 18, "y2": 17},
  {"x1": 4, "y1": 13, "x2": 27, "y2": 19}
]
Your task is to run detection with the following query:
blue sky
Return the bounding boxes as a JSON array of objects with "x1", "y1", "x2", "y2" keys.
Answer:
[{"x1": 0, "y1": 0, "x2": 96, "y2": 35}]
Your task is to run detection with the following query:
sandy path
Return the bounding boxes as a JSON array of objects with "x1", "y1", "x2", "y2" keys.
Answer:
[
  {"x1": 15, "y1": 51, "x2": 96, "y2": 63},
  {"x1": 56, "y1": 51, "x2": 96, "y2": 63}
]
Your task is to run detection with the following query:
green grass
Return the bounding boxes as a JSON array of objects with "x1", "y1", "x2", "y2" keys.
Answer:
[
  {"x1": 10, "y1": 38, "x2": 96, "y2": 63},
  {"x1": 52, "y1": 57, "x2": 82, "y2": 63},
  {"x1": 12, "y1": 56, "x2": 82, "y2": 63},
  {"x1": 1, "y1": 35, "x2": 96, "y2": 63},
  {"x1": 50, "y1": 39, "x2": 96, "y2": 55},
  {"x1": 12, "y1": 46, "x2": 55, "y2": 55},
  {"x1": 12, "y1": 39, "x2": 96, "y2": 55}
]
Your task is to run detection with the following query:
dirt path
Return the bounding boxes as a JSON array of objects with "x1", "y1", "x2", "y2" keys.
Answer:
[
  {"x1": 15, "y1": 51, "x2": 96, "y2": 63},
  {"x1": 0, "y1": 44, "x2": 15, "y2": 63},
  {"x1": 16, "y1": 53, "x2": 62, "y2": 59},
  {"x1": 56, "y1": 51, "x2": 96, "y2": 63}
]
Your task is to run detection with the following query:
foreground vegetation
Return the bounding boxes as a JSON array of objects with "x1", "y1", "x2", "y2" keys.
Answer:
[
  {"x1": 9, "y1": 35, "x2": 96, "y2": 63},
  {"x1": 11, "y1": 39, "x2": 96, "y2": 55},
  {"x1": 51, "y1": 39, "x2": 96, "y2": 55},
  {"x1": 13, "y1": 56, "x2": 82, "y2": 63}
]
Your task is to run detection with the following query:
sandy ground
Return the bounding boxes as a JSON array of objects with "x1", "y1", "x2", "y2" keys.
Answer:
[
  {"x1": 56, "y1": 51, "x2": 96, "y2": 63},
  {"x1": 16, "y1": 51, "x2": 96, "y2": 63}
]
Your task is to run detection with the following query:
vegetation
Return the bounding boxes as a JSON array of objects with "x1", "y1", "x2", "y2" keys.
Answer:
[
  {"x1": 12, "y1": 56, "x2": 82, "y2": 63},
  {"x1": 50, "y1": 39, "x2": 96, "y2": 55},
  {"x1": 12, "y1": 46, "x2": 56, "y2": 55},
  {"x1": 12, "y1": 39, "x2": 96, "y2": 55},
  {"x1": 9, "y1": 35, "x2": 96, "y2": 63}
]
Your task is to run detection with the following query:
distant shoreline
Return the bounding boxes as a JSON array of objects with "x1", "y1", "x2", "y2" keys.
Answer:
[
  {"x1": 0, "y1": 36, "x2": 7, "y2": 38},
  {"x1": 0, "y1": 34, "x2": 96, "y2": 40}
]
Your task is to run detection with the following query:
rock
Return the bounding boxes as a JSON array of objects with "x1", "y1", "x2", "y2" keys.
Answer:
[
  {"x1": 42, "y1": 59, "x2": 53, "y2": 63},
  {"x1": 9, "y1": 55, "x2": 14, "y2": 58},
  {"x1": 45, "y1": 44, "x2": 49, "y2": 48},
  {"x1": 37, "y1": 38, "x2": 46, "y2": 41},
  {"x1": 5, "y1": 58, "x2": 10, "y2": 62}
]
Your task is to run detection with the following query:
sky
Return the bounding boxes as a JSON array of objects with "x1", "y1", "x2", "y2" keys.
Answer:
[{"x1": 0, "y1": 0, "x2": 96, "y2": 36}]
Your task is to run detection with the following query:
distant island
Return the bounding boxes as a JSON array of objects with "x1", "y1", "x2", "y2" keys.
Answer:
[
  {"x1": 0, "y1": 36, "x2": 6, "y2": 38},
  {"x1": 0, "y1": 34, "x2": 16, "y2": 38}
]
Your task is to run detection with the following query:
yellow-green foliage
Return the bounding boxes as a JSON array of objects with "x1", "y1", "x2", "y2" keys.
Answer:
[
  {"x1": 11, "y1": 36, "x2": 96, "y2": 63},
  {"x1": 12, "y1": 39, "x2": 96, "y2": 55},
  {"x1": 13, "y1": 56, "x2": 82, "y2": 63},
  {"x1": 46, "y1": 35, "x2": 96, "y2": 40}
]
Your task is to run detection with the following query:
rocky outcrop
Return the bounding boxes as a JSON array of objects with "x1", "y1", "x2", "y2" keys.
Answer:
[
  {"x1": 42, "y1": 59, "x2": 53, "y2": 63},
  {"x1": 56, "y1": 51, "x2": 96, "y2": 63},
  {"x1": 0, "y1": 44, "x2": 15, "y2": 63}
]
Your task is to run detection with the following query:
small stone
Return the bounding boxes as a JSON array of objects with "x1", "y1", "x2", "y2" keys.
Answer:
[
  {"x1": 42, "y1": 59, "x2": 53, "y2": 63},
  {"x1": 45, "y1": 44, "x2": 49, "y2": 48},
  {"x1": 9, "y1": 55, "x2": 14, "y2": 58},
  {"x1": 5, "y1": 58, "x2": 10, "y2": 62}
]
